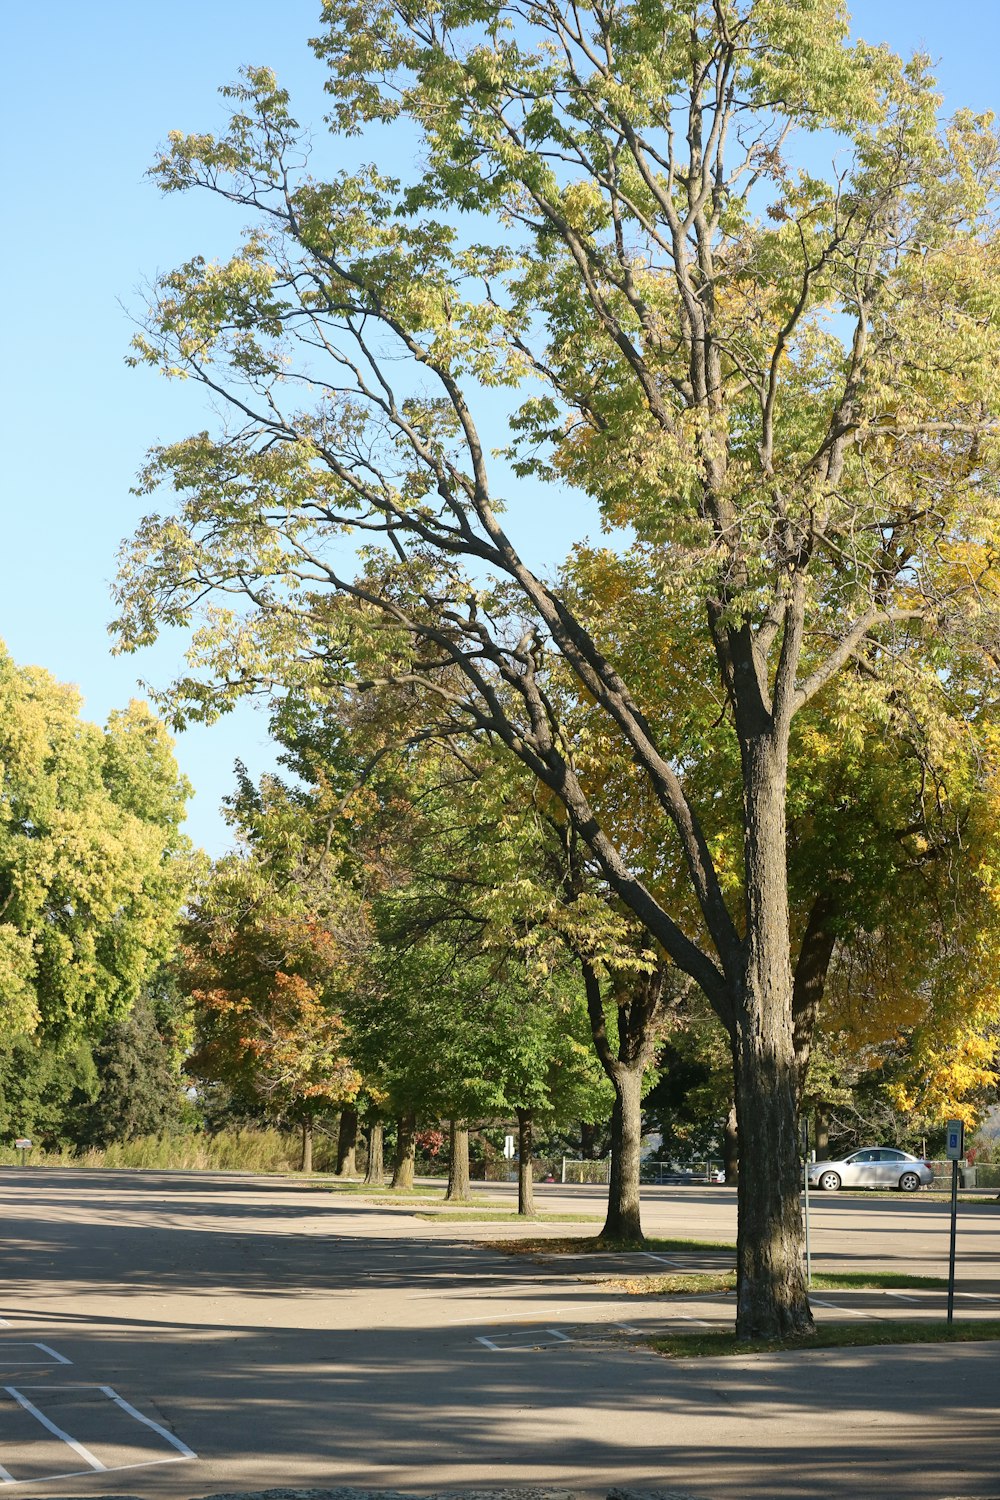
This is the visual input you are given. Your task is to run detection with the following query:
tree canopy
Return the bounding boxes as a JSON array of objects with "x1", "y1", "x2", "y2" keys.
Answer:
[{"x1": 0, "y1": 643, "x2": 192, "y2": 1042}]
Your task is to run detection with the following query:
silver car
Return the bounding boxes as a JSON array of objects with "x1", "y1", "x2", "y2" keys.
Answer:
[{"x1": 808, "y1": 1147, "x2": 934, "y2": 1193}]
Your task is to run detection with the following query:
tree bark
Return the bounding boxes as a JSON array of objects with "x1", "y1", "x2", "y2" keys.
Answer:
[
  {"x1": 583, "y1": 961, "x2": 663, "y2": 1244},
  {"x1": 445, "y1": 1121, "x2": 471, "y2": 1200},
  {"x1": 391, "y1": 1111, "x2": 416, "y2": 1190},
  {"x1": 299, "y1": 1119, "x2": 313, "y2": 1175},
  {"x1": 732, "y1": 729, "x2": 813, "y2": 1339},
  {"x1": 603, "y1": 1063, "x2": 644, "y2": 1240},
  {"x1": 336, "y1": 1105, "x2": 359, "y2": 1178},
  {"x1": 814, "y1": 1106, "x2": 830, "y2": 1161},
  {"x1": 723, "y1": 1101, "x2": 738, "y2": 1183},
  {"x1": 364, "y1": 1120, "x2": 385, "y2": 1185},
  {"x1": 516, "y1": 1108, "x2": 536, "y2": 1217},
  {"x1": 580, "y1": 1121, "x2": 599, "y2": 1160}
]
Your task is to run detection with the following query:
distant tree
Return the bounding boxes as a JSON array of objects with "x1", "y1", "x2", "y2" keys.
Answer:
[
  {"x1": 75, "y1": 986, "x2": 187, "y2": 1149},
  {"x1": 0, "y1": 1037, "x2": 98, "y2": 1149},
  {"x1": 182, "y1": 849, "x2": 361, "y2": 1170},
  {"x1": 0, "y1": 642, "x2": 192, "y2": 1044}
]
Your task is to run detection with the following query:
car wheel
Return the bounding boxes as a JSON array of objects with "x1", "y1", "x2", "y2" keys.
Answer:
[
  {"x1": 898, "y1": 1171, "x2": 921, "y2": 1192},
  {"x1": 819, "y1": 1170, "x2": 841, "y2": 1191}
]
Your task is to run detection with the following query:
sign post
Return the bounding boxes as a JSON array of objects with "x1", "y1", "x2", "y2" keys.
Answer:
[
  {"x1": 801, "y1": 1118, "x2": 812, "y2": 1288},
  {"x1": 945, "y1": 1118, "x2": 964, "y2": 1324}
]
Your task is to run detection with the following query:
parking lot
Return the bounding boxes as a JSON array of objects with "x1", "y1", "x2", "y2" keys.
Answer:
[{"x1": 0, "y1": 1169, "x2": 997, "y2": 1499}]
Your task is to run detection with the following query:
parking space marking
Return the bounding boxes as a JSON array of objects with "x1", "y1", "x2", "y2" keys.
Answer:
[
  {"x1": 956, "y1": 1291, "x2": 1000, "y2": 1304},
  {"x1": 885, "y1": 1290, "x2": 920, "y2": 1303},
  {"x1": 448, "y1": 1306, "x2": 570, "y2": 1324},
  {"x1": 476, "y1": 1320, "x2": 650, "y2": 1351},
  {"x1": 810, "y1": 1298, "x2": 879, "y2": 1319},
  {"x1": 100, "y1": 1387, "x2": 196, "y2": 1459},
  {"x1": 476, "y1": 1329, "x2": 575, "y2": 1351},
  {"x1": 0, "y1": 1348, "x2": 70, "y2": 1368},
  {"x1": 4, "y1": 1388, "x2": 105, "y2": 1473},
  {"x1": 641, "y1": 1252, "x2": 687, "y2": 1269},
  {"x1": 0, "y1": 1454, "x2": 194, "y2": 1488},
  {"x1": 0, "y1": 1386, "x2": 198, "y2": 1486}
]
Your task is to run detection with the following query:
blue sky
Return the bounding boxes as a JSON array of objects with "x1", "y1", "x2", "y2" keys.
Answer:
[{"x1": 2, "y1": 1, "x2": 998, "y2": 856}]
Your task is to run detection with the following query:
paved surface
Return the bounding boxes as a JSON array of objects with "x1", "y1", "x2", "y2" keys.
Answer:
[{"x1": 0, "y1": 1169, "x2": 997, "y2": 1499}]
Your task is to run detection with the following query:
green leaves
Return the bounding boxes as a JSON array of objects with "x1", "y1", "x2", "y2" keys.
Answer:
[{"x1": 0, "y1": 645, "x2": 192, "y2": 1043}]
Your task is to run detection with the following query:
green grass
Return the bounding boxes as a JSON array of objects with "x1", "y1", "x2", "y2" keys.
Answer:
[
  {"x1": 416, "y1": 1210, "x2": 603, "y2": 1223},
  {"x1": 480, "y1": 1232, "x2": 734, "y2": 1256},
  {"x1": 324, "y1": 1182, "x2": 443, "y2": 1199},
  {"x1": 649, "y1": 1319, "x2": 1000, "y2": 1359},
  {"x1": 609, "y1": 1269, "x2": 947, "y2": 1296},
  {"x1": 813, "y1": 1271, "x2": 947, "y2": 1289}
]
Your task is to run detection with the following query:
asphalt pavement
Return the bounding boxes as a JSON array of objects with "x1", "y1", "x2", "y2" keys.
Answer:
[{"x1": 0, "y1": 1169, "x2": 996, "y2": 1500}]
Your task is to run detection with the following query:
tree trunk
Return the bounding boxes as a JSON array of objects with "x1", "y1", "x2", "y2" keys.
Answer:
[
  {"x1": 299, "y1": 1119, "x2": 313, "y2": 1175},
  {"x1": 445, "y1": 1121, "x2": 470, "y2": 1200},
  {"x1": 364, "y1": 1120, "x2": 385, "y2": 1185},
  {"x1": 814, "y1": 1106, "x2": 830, "y2": 1161},
  {"x1": 336, "y1": 1105, "x2": 358, "y2": 1177},
  {"x1": 582, "y1": 961, "x2": 663, "y2": 1245},
  {"x1": 733, "y1": 732, "x2": 813, "y2": 1339},
  {"x1": 391, "y1": 1111, "x2": 416, "y2": 1190},
  {"x1": 723, "y1": 1101, "x2": 738, "y2": 1183},
  {"x1": 516, "y1": 1108, "x2": 536, "y2": 1217},
  {"x1": 602, "y1": 1063, "x2": 644, "y2": 1241},
  {"x1": 580, "y1": 1121, "x2": 599, "y2": 1160}
]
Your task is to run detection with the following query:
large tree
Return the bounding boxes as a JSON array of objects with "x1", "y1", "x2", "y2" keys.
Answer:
[{"x1": 115, "y1": 3, "x2": 1000, "y2": 1337}]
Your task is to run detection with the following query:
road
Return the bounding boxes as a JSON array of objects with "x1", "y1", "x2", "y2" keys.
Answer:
[{"x1": 0, "y1": 1168, "x2": 996, "y2": 1499}]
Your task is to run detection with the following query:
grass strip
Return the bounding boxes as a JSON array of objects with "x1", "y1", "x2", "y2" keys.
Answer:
[
  {"x1": 480, "y1": 1233, "x2": 734, "y2": 1256},
  {"x1": 415, "y1": 1210, "x2": 602, "y2": 1223},
  {"x1": 649, "y1": 1318, "x2": 1000, "y2": 1359},
  {"x1": 608, "y1": 1269, "x2": 947, "y2": 1296},
  {"x1": 325, "y1": 1183, "x2": 442, "y2": 1199}
]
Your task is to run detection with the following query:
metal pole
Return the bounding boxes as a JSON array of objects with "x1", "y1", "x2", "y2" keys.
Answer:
[
  {"x1": 947, "y1": 1157, "x2": 959, "y2": 1323},
  {"x1": 803, "y1": 1154, "x2": 812, "y2": 1288}
]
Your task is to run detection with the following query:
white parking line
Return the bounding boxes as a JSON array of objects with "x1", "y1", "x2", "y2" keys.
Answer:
[
  {"x1": 447, "y1": 1306, "x2": 570, "y2": 1324},
  {"x1": 810, "y1": 1298, "x2": 878, "y2": 1319},
  {"x1": 886, "y1": 1290, "x2": 920, "y2": 1303},
  {"x1": 31, "y1": 1346, "x2": 70, "y2": 1367},
  {"x1": 0, "y1": 1455, "x2": 192, "y2": 1488},
  {"x1": 641, "y1": 1252, "x2": 688, "y2": 1269},
  {"x1": 100, "y1": 1388, "x2": 196, "y2": 1459},
  {"x1": 3, "y1": 1388, "x2": 105, "y2": 1473},
  {"x1": 477, "y1": 1327, "x2": 577, "y2": 1352},
  {"x1": 956, "y1": 1291, "x2": 1000, "y2": 1304},
  {"x1": 0, "y1": 1347, "x2": 70, "y2": 1368}
]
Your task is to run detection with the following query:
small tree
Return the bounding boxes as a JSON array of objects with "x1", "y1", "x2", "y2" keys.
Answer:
[{"x1": 183, "y1": 854, "x2": 361, "y2": 1166}]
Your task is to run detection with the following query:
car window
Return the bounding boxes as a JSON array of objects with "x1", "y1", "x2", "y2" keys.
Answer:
[
  {"x1": 854, "y1": 1150, "x2": 878, "y2": 1162},
  {"x1": 882, "y1": 1150, "x2": 905, "y2": 1161}
]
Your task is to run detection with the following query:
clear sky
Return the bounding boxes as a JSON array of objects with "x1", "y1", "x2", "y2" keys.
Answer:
[{"x1": 2, "y1": 1, "x2": 998, "y2": 856}]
